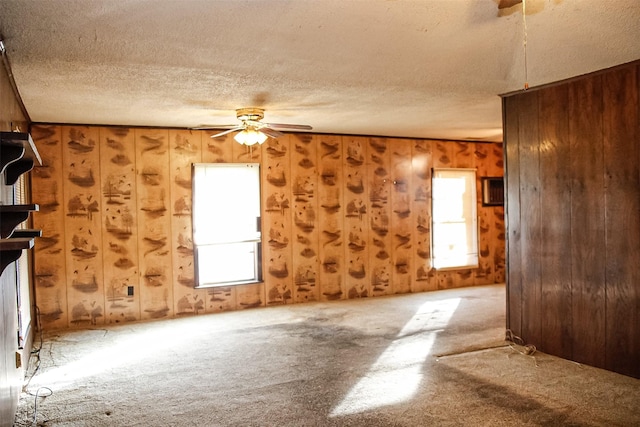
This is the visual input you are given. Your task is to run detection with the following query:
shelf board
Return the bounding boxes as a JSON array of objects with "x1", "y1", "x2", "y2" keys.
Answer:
[
  {"x1": 0, "y1": 204, "x2": 39, "y2": 238},
  {"x1": 0, "y1": 237, "x2": 35, "y2": 275},
  {"x1": 10, "y1": 229, "x2": 42, "y2": 238},
  {"x1": 1, "y1": 132, "x2": 42, "y2": 185}
]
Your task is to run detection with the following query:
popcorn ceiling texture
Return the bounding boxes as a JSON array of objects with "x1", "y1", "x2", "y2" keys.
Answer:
[{"x1": 1, "y1": 0, "x2": 639, "y2": 141}]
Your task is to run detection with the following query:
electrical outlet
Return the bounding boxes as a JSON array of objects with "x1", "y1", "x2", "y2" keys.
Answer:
[{"x1": 127, "y1": 286, "x2": 134, "y2": 296}]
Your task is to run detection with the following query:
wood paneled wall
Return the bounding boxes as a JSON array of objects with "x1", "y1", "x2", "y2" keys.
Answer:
[
  {"x1": 31, "y1": 125, "x2": 504, "y2": 330},
  {"x1": 503, "y1": 61, "x2": 640, "y2": 378}
]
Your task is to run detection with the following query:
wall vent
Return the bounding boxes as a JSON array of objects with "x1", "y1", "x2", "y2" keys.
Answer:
[{"x1": 481, "y1": 177, "x2": 504, "y2": 206}]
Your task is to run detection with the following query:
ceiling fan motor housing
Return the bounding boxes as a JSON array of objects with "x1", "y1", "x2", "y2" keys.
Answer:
[{"x1": 236, "y1": 107, "x2": 265, "y2": 122}]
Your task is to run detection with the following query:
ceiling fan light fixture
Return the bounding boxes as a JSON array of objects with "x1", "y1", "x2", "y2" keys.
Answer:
[{"x1": 234, "y1": 127, "x2": 267, "y2": 146}]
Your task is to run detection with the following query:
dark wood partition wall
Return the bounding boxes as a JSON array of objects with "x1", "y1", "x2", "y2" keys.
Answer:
[{"x1": 503, "y1": 61, "x2": 640, "y2": 378}]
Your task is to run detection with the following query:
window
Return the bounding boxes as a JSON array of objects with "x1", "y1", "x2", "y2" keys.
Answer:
[
  {"x1": 192, "y1": 163, "x2": 262, "y2": 287},
  {"x1": 431, "y1": 168, "x2": 478, "y2": 270}
]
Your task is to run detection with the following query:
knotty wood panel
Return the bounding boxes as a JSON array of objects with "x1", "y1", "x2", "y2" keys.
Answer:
[
  {"x1": 411, "y1": 139, "x2": 435, "y2": 292},
  {"x1": 99, "y1": 127, "x2": 140, "y2": 323},
  {"x1": 503, "y1": 96, "x2": 522, "y2": 336},
  {"x1": 602, "y1": 66, "x2": 639, "y2": 377},
  {"x1": 568, "y1": 75, "x2": 606, "y2": 369},
  {"x1": 169, "y1": 129, "x2": 205, "y2": 316},
  {"x1": 135, "y1": 128, "x2": 173, "y2": 320},
  {"x1": 263, "y1": 136, "x2": 293, "y2": 306},
  {"x1": 290, "y1": 134, "x2": 320, "y2": 303},
  {"x1": 367, "y1": 137, "x2": 392, "y2": 297},
  {"x1": 318, "y1": 135, "x2": 344, "y2": 300},
  {"x1": 62, "y1": 126, "x2": 105, "y2": 326},
  {"x1": 31, "y1": 125, "x2": 68, "y2": 328},
  {"x1": 390, "y1": 139, "x2": 412, "y2": 294},
  {"x1": 343, "y1": 136, "x2": 369, "y2": 298},
  {"x1": 538, "y1": 85, "x2": 572, "y2": 360}
]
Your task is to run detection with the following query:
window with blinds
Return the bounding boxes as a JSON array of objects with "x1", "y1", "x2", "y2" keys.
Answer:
[
  {"x1": 431, "y1": 168, "x2": 478, "y2": 270},
  {"x1": 192, "y1": 163, "x2": 262, "y2": 287}
]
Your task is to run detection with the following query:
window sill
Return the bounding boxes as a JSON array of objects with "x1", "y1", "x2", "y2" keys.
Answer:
[
  {"x1": 195, "y1": 280, "x2": 264, "y2": 289},
  {"x1": 433, "y1": 264, "x2": 479, "y2": 272}
]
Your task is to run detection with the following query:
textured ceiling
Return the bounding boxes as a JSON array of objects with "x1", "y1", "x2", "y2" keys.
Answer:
[{"x1": 0, "y1": 0, "x2": 639, "y2": 142}]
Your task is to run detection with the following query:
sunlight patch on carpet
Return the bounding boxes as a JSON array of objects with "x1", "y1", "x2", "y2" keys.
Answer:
[
  {"x1": 30, "y1": 323, "x2": 199, "y2": 390},
  {"x1": 330, "y1": 297, "x2": 460, "y2": 416}
]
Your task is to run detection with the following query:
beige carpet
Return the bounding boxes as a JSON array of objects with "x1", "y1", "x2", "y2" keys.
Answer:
[{"x1": 14, "y1": 284, "x2": 640, "y2": 426}]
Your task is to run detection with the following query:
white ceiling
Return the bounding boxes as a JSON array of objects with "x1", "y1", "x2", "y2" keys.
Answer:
[{"x1": 1, "y1": 0, "x2": 639, "y2": 142}]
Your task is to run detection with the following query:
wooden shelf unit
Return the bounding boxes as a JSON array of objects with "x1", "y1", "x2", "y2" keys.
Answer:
[{"x1": 0, "y1": 132, "x2": 42, "y2": 275}]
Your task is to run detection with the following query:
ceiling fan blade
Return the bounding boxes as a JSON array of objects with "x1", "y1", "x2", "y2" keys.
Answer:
[
  {"x1": 265, "y1": 123, "x2": 313, "y2": 131},
  {"x1": 208, "y1": 127, "x2": 244, "y2": 138},
  {"x1": 259, "y1": 127, "x2": 284, "y2": 139},
  {"x1": 191, "y1": 124, "x2": 239, "y2": 130}
]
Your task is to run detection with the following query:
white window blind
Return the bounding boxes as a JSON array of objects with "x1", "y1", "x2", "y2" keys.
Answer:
[{"x1": 431, "y1": 168, "x2": 478, "y2": 270}]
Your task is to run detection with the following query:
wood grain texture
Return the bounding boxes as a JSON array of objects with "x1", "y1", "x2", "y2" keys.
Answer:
[
  {"x1": 135, "y1": 128, "x2": 173, "y2": 320},
  {"x1": 343, "y1": 136, "x2": 369, "y2": 299},
  {"x1": 318, "y1": 135, "x2": 345, "y2": 301},
  {"x1": 390, "y1": 138, "x2": 412, "y2": 294},
  {"x1": 290, "y1": 134, "x2": 320, "y2": 303},
  {"x1": 206, "y1": 286, "x2": 237, "y2": 313},
  {"x1": 602, "y1": 66, "x2": 639, "y2": 377},
  {"x1": 31, "y1": 125, "x2": 68, "y2": 328},
  {"x1": 538, "y1": 85, "x2": 573, "y2": 360},
  {"x1": 99, "y1": 127, "x2": 140, "y2": 324},
  {"x1": 263, "y1": 136, "x2": 293, "y2": 306},
  {"x1": 367, "y1": 137, "x2": 392, "y2": 296},
  {"x1": 518, "y1": 92, "x2": 543, "y2": 348},
  {"x1": 569, "y1": 75, "x2": 606, "y2": 369},
  {"x1": 411, "y1": 139, "x2": 435, "y2": 292},
  {"x1": 62, "y1": 126, "x2": 105, "y2": 327},
  {"x1": 169, "y1": 129, "x2": 205, "y2": 316},
  {"x1": 503, "y1": 96, "x2": 522, "y2": 336},
  {"x1": 503, "y1": 61, "x2": 640, "y2": 378},
  {"x1": 202, "y1": 131, "x2": 233, "y2": 163}
]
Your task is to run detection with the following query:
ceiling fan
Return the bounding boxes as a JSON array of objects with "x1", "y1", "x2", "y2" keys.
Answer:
[{"x1": 195, "y1": 107, "x2": 312, "y2": 146}]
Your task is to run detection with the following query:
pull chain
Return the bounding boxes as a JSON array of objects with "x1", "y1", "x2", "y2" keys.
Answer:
[{"x1": 523, "y1": 0, "x2": 529, "y2": 90}]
